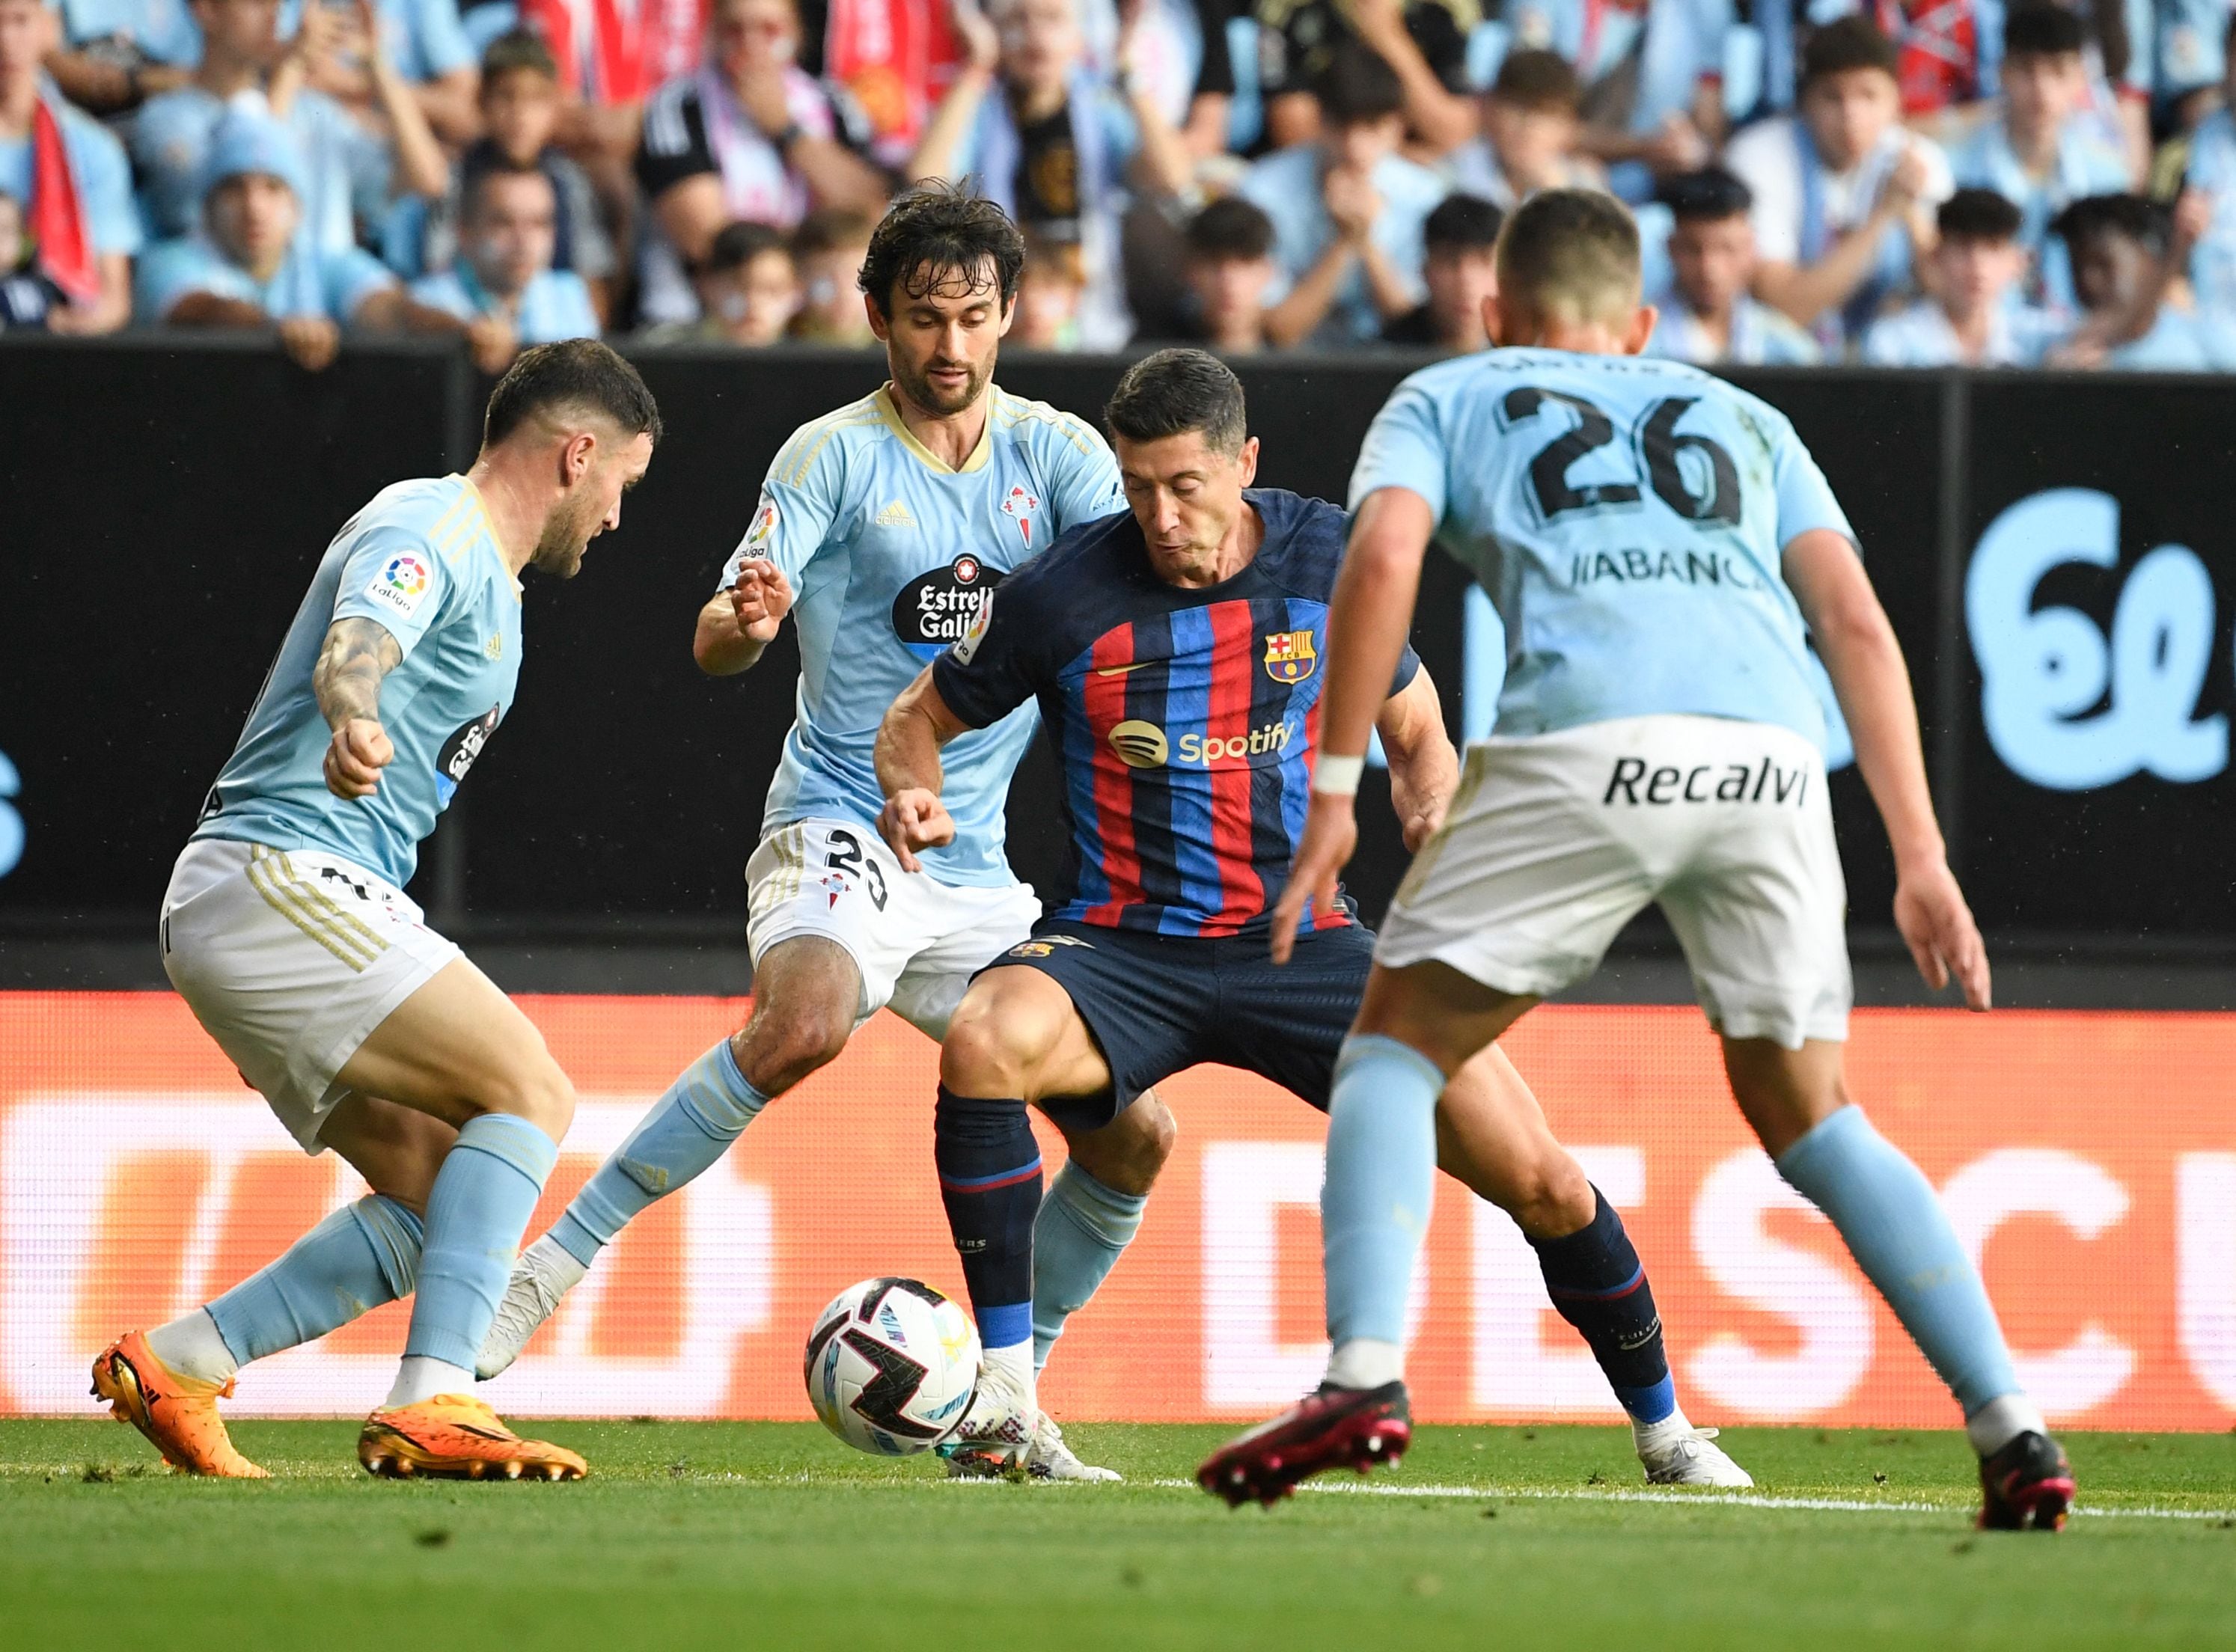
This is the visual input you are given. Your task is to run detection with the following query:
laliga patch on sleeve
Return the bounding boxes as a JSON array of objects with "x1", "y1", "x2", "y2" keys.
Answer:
[
  {"x1": 950, "y1": 590, "x2": 993, "y2": 666},
  {"x1": 745, "y1": 495, "x2": 780, "y2": 549},
  {"x1": 363, "y1": 553, "x2": 435, "y2": 620}
]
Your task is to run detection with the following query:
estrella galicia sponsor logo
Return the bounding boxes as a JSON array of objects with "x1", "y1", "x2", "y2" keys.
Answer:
[
  {"x1": 434, "y1": 706, "x2": 501, "y2": 803},
  {"x1": 1967, "y1": 488, "x2": 2226, "y2": 791},
  {"x1": 894, "y1": 554, "x2": 1005, "y2": 662},
  {"x1": 1603, "y1": 754, "x2": 1810, "y2": 807}
]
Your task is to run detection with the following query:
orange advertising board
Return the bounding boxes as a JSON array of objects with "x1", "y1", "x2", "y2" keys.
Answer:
[{"x1": 3, "y1": 991, "x2": 2233, "y2": 1430}]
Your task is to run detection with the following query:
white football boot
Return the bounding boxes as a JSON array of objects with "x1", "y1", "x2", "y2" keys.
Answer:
[
  {"x1": 1637, "y1": 1424, "x2": 1754, "y2": 1487},
  {"x1": 938, "y1": 1360, "x2": 1036, "y2": 1478},
  {"x1": 1023, "y1": 1414, "x2": 1122, "y2": 1483},
  {"x1": 474, "y1": 1235, "x2": 587, "y2": 1380}
]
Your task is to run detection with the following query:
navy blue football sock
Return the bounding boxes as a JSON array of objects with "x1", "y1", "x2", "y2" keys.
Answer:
[
  {"x1": 934, "y1": 1086, "x2": 1043, "y2": 1356},
  {"x1": 1529, "y1": 1186, "x2": 1676, "y2": 1424}
]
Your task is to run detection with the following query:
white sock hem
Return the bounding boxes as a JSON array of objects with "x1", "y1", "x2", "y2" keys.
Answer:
[
  {"x1": 145, "y1": 1307, "x2": 239, "y2": 1386},
  {"x1": 1964, "y1": 1392, "x2": 2047, "y2": 1457},
  {"x1": 385, "y1": 1356, "x2": 477, "y2": 1409},
  {"x1": 1324, "y1": 1338, "x2": 1403, "y2": 1390},
  {"x1": 1632, "y1": 1404, "x2": 1696, "y2": 1455}
]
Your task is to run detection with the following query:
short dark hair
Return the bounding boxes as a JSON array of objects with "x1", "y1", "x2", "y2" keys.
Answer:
[
  {"x1": 2052, "y1": 191, "x2": 2166, "y2": 252},
  {"x1": 792, "y1": 206, "x2": 874, "y2": 258},
  {"x1": 2003, "y1": 2, "x2": 2087, "y2": 59},
  {"x1": 858, "y1": 181, "x2": 1026, "y2": 317},
  {"x1": 1184, "y1": 196, "x2": 1275, "y2": 262},
  {"x1": 1495, "y1": 187, "x2": 1640, "y2": 320},
  {"x1": 1658, "y1": 165, "x2": 1754, "y2": 222},
  {"x1": 483, "y1": 340, "x2": 663, "y2": 448},
  {"x1": 706, "y1": 218, "x2": 792, "y2": 274},
  {"x1": 1424, "y1": 192, "x2": 1504, "y2": 254},
  {"x1": 1316, "y1": 44, "x2": 1405, "y2": 126},
  {"x1": 1491, "y1": 49, "x2": 1581, "y2": 112},
  {"x1": 1938, "y1": 186, "x2": 2024, "y2": 242},
  {"x1": 1105, "y1": 347, "x2": 1248, "y2": 456},
  {"x1": 480, "y1": 26, "x2": 558, "y2": 85},
  {"x1": 462, "y1": 156, "x2": 554, "y2": 221},
  {"x1": 1801, "y1": 15, "x2": 1900, "y2": 88}
]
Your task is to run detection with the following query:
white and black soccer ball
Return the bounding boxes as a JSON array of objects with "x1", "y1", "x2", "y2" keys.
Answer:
[{"x1": 804, "y1": 1277, "x2": 981, "y2": 1456}]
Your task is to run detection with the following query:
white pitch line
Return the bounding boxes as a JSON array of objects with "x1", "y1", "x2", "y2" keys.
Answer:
[{"x1": 1151, "y1": 1478, "x2": 2236, "y2": 1523}]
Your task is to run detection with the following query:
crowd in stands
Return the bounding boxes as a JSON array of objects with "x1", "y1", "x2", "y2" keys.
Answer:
[{"x1": 8, "y1": 0, "x2": 2236, "y2": 368}]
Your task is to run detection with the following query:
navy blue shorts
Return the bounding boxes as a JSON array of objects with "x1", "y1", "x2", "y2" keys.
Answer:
[{"x1": 982, "y1": 917, "x2": 1378, "y2": 1134}]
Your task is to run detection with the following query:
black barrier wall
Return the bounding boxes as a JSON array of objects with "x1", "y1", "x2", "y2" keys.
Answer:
[{"x1": 5, "y1": 338, "x2": 2232, "y2": 951}]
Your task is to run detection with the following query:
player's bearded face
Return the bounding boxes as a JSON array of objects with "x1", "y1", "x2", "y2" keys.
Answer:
[
  {"x1": 534, "y1": 431, "x2": 655, "y2": 577},
  {"x1": 879, "y1": 260, "x2": 1012, "y2": 417}
]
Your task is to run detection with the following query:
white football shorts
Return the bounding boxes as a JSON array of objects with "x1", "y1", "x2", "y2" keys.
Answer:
[
  {"x1": 746, "y1": 818, "x2": 1041, "y2": 1040},
  {"x1": 160, "y1": 838, "x2": 463, "y2": 1152},
  {"x1": 1378, "y1": 713, "x2": 1852, "y2": 1048}
]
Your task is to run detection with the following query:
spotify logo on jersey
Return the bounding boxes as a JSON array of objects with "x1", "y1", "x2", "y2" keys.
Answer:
[
  {"x1": 894, "y1": 556, "x2": 1006, "y2": 663},
  {"x1": 1108, "y1": 721, "x2": 1170, "y2": 768}
]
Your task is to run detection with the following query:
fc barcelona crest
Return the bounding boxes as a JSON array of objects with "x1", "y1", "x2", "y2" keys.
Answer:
[{"x1": 1262, "y1": 629, "x2": 1318, "y2": 684}]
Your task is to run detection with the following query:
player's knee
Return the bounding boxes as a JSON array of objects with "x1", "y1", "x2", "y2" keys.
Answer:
[
  {"x1": 1504, "y1": 1150, "x2": 1596, "y2": 1241},
  {"x1": 738, "y1": 1003, "x2": 852, "y2": 1093},
  {"x1": 939, "y1": 994, "x2": 1045, "y2": 1098},
  {"x1": 474, "y1": 1053, "x2": 575, "y2": 1141}
]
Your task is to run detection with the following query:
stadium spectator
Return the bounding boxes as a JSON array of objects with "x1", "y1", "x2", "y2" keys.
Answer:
[
  {"x1": 1725, "y1": 16, "x2": 1950, "y2": 349},
  {"x1": 0, "y1": 0, "x2": 138, "y2": 331},
  {"x1": 635, "y1": 0, "x2": 888, "y2": 325},
  {"x1": 1949, "y1": 4, "x2": 2130, "y2": 306},
  {"x1": 41, "y1": 0, "x2": 198, "y2": 114},
  {"x1": 1250, "y1": 0, "x2": 1477, "y2": 151},
  {"x1": 1173, "y1": 192, "x2": 1277, "y2": 349},
  {"x1": 134, "y1": 0, "x2": 447, "y2": 255},
  {"x1": 637, "y1": 213, "x2": 798, "y2": 339},
  {"x1": 409, "y1": 160, "x2": 600, "y2": 370},
  {"x1": 136, "y1": 108, "x2": 456, "y2": 368},
  {"x1": 0, "y1": 185, "x2": 56, "y2": 325},
  {"x1": 1239, "y1": 45, "x2": 1447, "y2": 344},
  {"x1": 279, "y1": 0, "x2": 483, "y2": 145},
  {"x1": 2159, "y1": 16, "x2": 2236, "y2": 320},
  {"x1": 1381, "y1": 189, "x2": 1497, "y2": 349},
  {"x1": 1503, "y1": 0, "x2": 1723, "y2": 201},
  {"x1": 1012, "y1": 226, "x2": 1084, "y2": 344},
  {"x1": 385, "y1": 31, "x2": 620, "y2": 322},
  {"x1": 511, "y1": 0, "x2": 703, "y2": 167},
  {"x1": 787, "y1": 203, "x2": 875, "y2": 340},
  {"x1": 1862, "y1": 186, "x2": 2054, "y2": 363},
  {"x1": 908, "y1": 0, "x2": 1193, "y2": 346},
  {"x1": 1444, "y1": 49, "x2": 1607, "y2": 211},
  {"x1": 801, "y1": 0, "x2": 964, "y2": 169},
  {"x1": 1644, "y1": 165, "x2": 1819, "y2": 364},
  {"x1": 2047, "y1": 189, "x2": 2236, "y2": 366},
  {"x1": 2153, "y1": 0, "x2": 2228, "y2": 117}
]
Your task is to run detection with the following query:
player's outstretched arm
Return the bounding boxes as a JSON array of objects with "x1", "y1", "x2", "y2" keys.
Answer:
[
  {"x1": 874, "y1": 667, "x2": 970, "y2": 873},
  {"x1": 693, "y1": 557, "x2": 795, "y2": 676},
  {"x1": 1784, "y1": 528, "x2": 1991, "y2": 1011},
  {"x1": 1268, "y1": 486, "x2": 1435, "y2": 964},
  {"x1": 1375, "y1": 667, "x2": 1460, "y2": 853},
  {"x1": 313, "y1": 617, "x2": 402, "y2": 800}
]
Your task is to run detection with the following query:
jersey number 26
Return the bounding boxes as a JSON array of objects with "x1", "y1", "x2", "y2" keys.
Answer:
[{"x1": 1498, "y1": 389, "x2": 1743, "y2": 529}]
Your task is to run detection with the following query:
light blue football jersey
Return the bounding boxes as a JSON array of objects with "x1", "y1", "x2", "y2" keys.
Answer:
[
  {"x1": 721, "y1": 384, "x2": 1124, "y2": 887},
  {"x1": 192, "y1": 476, "x2": 522, "y2": 890},
  {"x1": 1349, "y1": 348, "x2": 1854, "y2": 751}
]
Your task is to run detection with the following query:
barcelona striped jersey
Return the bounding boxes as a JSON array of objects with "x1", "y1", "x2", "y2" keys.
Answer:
[{"x1": 932, "y1": 489, "x2": 1419, "y2": 937}]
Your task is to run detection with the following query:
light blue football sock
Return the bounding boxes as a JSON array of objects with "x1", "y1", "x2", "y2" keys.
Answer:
[
  {"x1": 1776, "y1": 1105, "x2": 2021, "y2": 1417},
  {"x1": 404, "y1": 1113, "x2": 559, "y2": 1374},
  {"x1": 1031, "y1": 1162, "x2": 1149, "y2": 1371},
  {"x1": 204, "y1": 1194, "x2": 424, "y2": 1366},
  {"x1": 549, "y1": 1040, "x2": 769, "y2": 1267},
  {"x1": 1322, "y1": 1034, "x2": 1444, "y2": 1356}
]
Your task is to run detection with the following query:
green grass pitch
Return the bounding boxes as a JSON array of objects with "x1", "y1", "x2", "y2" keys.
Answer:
[{"x1": 6, "y1": 1419, "x2": 2235, "y2": 1648}]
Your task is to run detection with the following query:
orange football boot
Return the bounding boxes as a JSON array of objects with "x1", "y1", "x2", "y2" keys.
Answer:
[
  {"x1": 90, "y1": 1331, "x2": 269, "y2": 1478},
  {"x1": 358, "y1": 1395, "x2": 588, "y2": 1481}
]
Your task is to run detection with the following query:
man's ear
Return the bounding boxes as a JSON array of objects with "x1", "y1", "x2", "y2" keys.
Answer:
[
  {"x1": 1482, "y1": 292, "x2": 1507, "y2": 346},
  {"x1": 865, "y1": 295, "x2": 891, "y2": 342},
  {"x1": 560, "y1": 429, "x2": 598, "y2": 485},
  {"x1": 998, "y1": 293, "x2": 1018, "y2": 337},
  {"x1": 1620, "y1": 303, "x2": 1659, "y2": 355},
  {"x1": 1236, "y1": 435, "x2": 1261, "y2": 487}
]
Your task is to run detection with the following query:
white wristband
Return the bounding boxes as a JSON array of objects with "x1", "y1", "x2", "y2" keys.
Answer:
[{"x1": 1312, "y1": 753, "x2": 1366, "y2": 798}]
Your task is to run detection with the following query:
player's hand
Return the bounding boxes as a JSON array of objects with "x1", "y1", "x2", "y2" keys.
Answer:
[
  {"x1": 1893, "y1": 857, "x2": 1991, "y2": 1012},
  {"x1": 729, "y1": 557, "x2": 795, "y2": 640},
  {"x1": 1392, "y1": 778, "x2": 1447, "y2": 854},
  {"x1": 278, "y1": 314, "x2": 341, "y2": 372},
  {"x1": 324, "y1": 718, "x2": 394, "y2": 800},
  {"x1": 1268, "y1": 793, "x2": 1357, "y2": 965},
  {"x1": 879, "y1": 788, "x2": 955, "y2": 874}
]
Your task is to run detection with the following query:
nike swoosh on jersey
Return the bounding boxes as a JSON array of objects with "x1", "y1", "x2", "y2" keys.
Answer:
[{"x1": 1094, "y1": 661, "x2": 1154, "y2": 677}]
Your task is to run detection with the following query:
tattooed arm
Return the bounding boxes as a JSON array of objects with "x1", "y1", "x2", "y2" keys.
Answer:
[{"x1": 314, "y1": 617, "x2": 403, "y2": 800}]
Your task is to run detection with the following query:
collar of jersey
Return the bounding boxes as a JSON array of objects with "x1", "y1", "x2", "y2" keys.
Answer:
[
  {"x1": 874, "y1": 385, "x2": 995, "y2": 475},
  {"x1": 447, "y1": 473, "x2": 521, "y2": 599}
]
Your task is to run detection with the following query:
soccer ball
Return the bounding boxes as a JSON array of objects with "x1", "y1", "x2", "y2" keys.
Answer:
[{"x1": 804, "y1": 1277, "x2": 981, "y2": 1456}]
